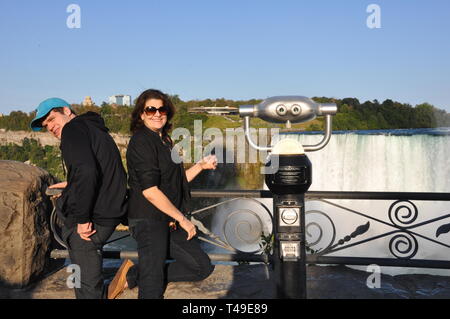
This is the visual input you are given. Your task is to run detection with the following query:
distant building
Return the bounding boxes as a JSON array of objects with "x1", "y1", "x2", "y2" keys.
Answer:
[
  {"x1": 0, "y1": 113, "x2": 3, "y2": 117},
  {"x1": 82, "y1": 96, "x2": 95, "y2": 107},
  {"x1": 189, "y1": 106, "x2": 237, "y2": 115},
  {"x1": 109, "y1": 95, "x2": 132, "y2": 106}
]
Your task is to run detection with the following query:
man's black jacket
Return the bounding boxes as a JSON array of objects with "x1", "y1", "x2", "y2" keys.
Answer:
[{"x1": 58, "y1": 112, "x2": 128, "y2": 228}]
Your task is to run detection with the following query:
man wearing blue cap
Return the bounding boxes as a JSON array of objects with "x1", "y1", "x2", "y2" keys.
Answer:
[{"x1": 31, "y1": 98, "x2": 128, "y2": 299}]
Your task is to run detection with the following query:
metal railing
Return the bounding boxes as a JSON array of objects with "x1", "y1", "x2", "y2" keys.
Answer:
[
  {"x1": 50, "y1": 189, "x2": 450, "y2": 269},
  {"x1": 190, "y1": 190, "x2": 450, "y2": 268}
]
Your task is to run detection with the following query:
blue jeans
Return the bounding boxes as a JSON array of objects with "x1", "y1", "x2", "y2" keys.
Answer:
[{"x1": 127, "y1": 218, "x2": 215, "y2": 299}]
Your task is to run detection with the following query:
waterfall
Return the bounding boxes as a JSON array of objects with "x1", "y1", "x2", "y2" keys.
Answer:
[
  {"x1": 271, "y1": 130, "x2": 450, "y2": 276},
  {"x1": 275, "y1": 131, "x2": 450, "y2": 192}
]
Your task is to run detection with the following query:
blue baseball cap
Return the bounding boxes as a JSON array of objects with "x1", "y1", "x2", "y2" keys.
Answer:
[{"x1": 30, "y1": 98, "x2": 72, "y2": 131}]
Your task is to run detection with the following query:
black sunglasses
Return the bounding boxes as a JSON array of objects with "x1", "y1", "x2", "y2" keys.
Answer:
[{"x1": 143, "y1": 106, "x2": 169, "y2": 116}]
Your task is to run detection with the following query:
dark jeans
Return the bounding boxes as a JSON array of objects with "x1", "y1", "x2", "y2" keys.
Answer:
[
  {"x1": 128, "y1": 218, "x2": 215, "y2": 299},
  {"x1": 62, "y1": 223, "x2": 116, "y2": 299}
]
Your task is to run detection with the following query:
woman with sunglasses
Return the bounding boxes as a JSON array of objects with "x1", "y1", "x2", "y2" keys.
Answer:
[{"x1": 109, "y1": 89, "x2": 217, "y2": 299}]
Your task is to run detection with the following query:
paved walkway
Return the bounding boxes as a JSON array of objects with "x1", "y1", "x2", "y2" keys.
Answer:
[{"x1": 2, "y1": 264, "x2": 450, "y2": 299}]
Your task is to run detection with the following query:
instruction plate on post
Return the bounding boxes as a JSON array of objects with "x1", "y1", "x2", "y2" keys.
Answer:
[
  {"x1": 278, "y1": 207, "x2": 300, "y2": 227},
  {"x1": 280, "y1": 241, "x2": 300, "y2": 261}
]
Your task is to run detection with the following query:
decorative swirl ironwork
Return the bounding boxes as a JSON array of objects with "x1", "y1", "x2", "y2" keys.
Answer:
[
  {"x1": 436, "y1": 223, "x2": 450, "y2": 238},
  {"x1": 305, "y1": 210, "x2": 336, "y2": 252},
  {"x1": 223, "y1": 209, "x2": 268, "y2": 254},
  {"x1": 329, "y1": 222, "x2": 371, "y2": 251},
  {"x1": 191, "y1": 197, "x2": 273, "y2": 254},
  {"x1": 305, "y1": 222, "x2": 322, "y2": 247},
  {"x1": 50, "y1": 198, "x2": 67, "y2": 249},
  {"x1": 389, "y1": 232, "x2": 418, "y2": 260},
  {"x1": 388, "y1": 200, "x2": 418, "y2": 227}
]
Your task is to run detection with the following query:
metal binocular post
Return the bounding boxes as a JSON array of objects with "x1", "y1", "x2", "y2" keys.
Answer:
[{"x1": 239, "y1": 96, "x2": 337, "y2": 299}]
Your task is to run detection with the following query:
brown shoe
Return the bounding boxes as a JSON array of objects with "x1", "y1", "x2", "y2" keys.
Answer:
[{"x1": 108, "y1": 259, "x2": 134, "y2": 299}]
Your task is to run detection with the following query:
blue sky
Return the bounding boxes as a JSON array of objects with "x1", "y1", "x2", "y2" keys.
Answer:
[{"x1": 0, "y1": 0, "x2": 449, "y2": 114}]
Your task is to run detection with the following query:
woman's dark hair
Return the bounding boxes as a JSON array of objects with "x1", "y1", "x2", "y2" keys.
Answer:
[{"x1": 130, "y1": 89, "x2": 176, "y2": 146}]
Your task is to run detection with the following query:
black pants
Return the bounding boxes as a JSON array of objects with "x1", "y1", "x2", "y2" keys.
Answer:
[
  {"x1": 62, "y1": 224, "x2": 116, "y2": 299},
  {"x1": 127, "y1": 218, "x2": 215, "y2": 299}
]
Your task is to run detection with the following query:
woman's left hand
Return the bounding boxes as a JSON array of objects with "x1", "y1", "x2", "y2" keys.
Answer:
[{"x1": 199, "y1": 155, "x2": 218, "y2": 170}]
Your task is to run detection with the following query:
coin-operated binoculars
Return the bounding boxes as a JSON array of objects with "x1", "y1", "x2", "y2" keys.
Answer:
[{"x1": 239, "y1": 96, "x2": 337, "y2": 299}]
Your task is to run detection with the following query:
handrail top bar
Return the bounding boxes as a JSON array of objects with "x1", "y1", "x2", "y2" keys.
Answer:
[
  {"x1": 46, "y1": 188, "x2": 450, "y2": 200},
  {"x1": 191, "y1": 189, "x2": 273, "y2": 198},
  {"x1": 191, "y1": 189, "x2": 450, "y2": 201}
]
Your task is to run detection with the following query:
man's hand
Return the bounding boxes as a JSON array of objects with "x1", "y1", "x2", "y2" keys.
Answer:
[
  {"x1": 77, "y1": 222, "x2": 97, "y2": 241},
  {"x1": 49, "y1": 181, "x2": 68, "y2": 189},
  {"x1": 49, "y1": 182, "x2": 68, "y2": 199}
]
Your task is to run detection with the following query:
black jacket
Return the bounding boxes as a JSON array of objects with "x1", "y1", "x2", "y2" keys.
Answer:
[
  {"x1": 58, "y1": 112, "x2": 128, "y2": 228},
  {"x1": 126, "y1": 126, "x2": 190, "y2": 222}
]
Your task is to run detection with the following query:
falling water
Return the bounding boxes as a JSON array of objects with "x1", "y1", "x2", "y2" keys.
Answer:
[
  {"x1": 277, "y1": 129, "x2": 450, "y2": 192},
  {"x1": 212, "y1": 129, "x2": 450, "y2": 276}
]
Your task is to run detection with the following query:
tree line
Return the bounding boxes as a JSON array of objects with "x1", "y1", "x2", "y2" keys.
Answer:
[
  {"x1": 312, "y1": 97, "x2": 450, "y2": 131},
  {"x1": 1, "y1": 96, "x2": 449, "y2": 133},
  {"x1": 0, "y1": 138, "x2": 65, "y2": 180}
]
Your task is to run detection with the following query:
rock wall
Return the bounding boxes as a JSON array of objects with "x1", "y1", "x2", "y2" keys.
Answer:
[
  {"x1": 0, "y1": 129, "x2": 59, "y2": 147},
  {"x1": 0, "y1": 161, "x2": 56, "y2": 288},
  {"x1": 0, "y1": 129, "x2": 130, "y2": 148},
  {"x1": 0, "y1": 129, "x2": 130, "y2": 159}
]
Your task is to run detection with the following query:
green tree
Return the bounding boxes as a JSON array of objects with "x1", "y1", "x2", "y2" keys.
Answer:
[{"x1": 414, "y1": 103, "x2": 437, "y2": 128}]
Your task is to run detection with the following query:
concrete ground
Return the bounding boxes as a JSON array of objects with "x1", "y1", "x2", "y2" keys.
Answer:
[{"x1": 2, "y1": 263, "x2": 450, "y2": 299}]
